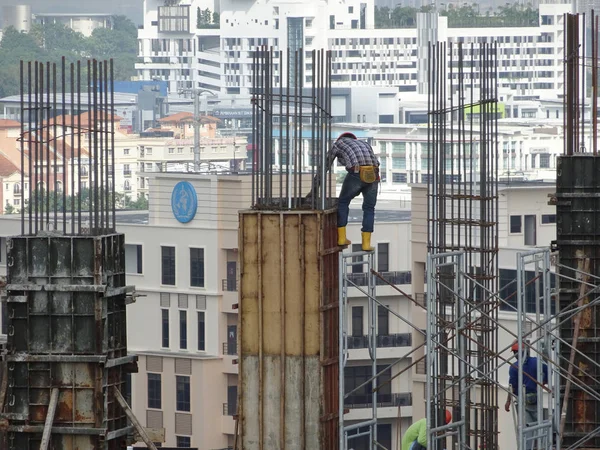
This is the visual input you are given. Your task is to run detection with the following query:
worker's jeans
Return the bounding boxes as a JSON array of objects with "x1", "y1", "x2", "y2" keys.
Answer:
[
  {"x1": 410, "y1": 441, "x2": 426, "y2": 450},
  {"x1": 337, "y1": 172, "x2": 378, "y2": 232}
]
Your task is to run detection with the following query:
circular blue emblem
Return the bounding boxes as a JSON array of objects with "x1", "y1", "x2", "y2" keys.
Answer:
[{"x1": 171, "y1": 181, "x2": 197, "y2": 223}]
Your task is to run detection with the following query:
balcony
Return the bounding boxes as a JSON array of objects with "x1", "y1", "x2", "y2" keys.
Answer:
[
  {"x1": 222, "y1": 343, "x2": 238, "y2": 375},
  {"x1": 222, "y1": 342, "x2": 237, "y2": 356},
  {"x1": 123, "y1": 170, "x2": 132, "y2": 177},
  {"x1": 221, "y1": 403, "x2": 236, "y2": 435},
  {"x1": 347, "y1": 333, "x2": 412, "y2": 349},
  {"x1": 345, "y1": 392, "x2": 412, "y2": 409},
  {"x1": 346, "y1": 271, "x2": 411, "y2": 287},
  {"x1": 222, "y1": 278, "x2": 239, "y2": 313},
  {"x1": 344, "y1": 393, "x2": 413, "y2": 420},
  {"x1": 222, "y1": 402, "x2": 238, "y2": 416}
]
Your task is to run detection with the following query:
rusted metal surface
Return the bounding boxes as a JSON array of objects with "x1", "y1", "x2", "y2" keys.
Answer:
[
  {"x1": 239, "y1": 209, "x2": 339, "y2": 450},
  {"x1": 3, "y1": 234, "x2": 136, "y2": 450}
]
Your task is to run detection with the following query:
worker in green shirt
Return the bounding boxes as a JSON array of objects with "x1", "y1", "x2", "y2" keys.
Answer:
[{"x1": 402, "y1": 410, "x2": 452, "y2": 450}]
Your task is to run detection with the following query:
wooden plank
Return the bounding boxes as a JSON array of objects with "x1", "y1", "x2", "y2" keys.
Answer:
[
  {"x1": 113, "y1": 387, "x2": 157, "y2": 450},
  {"x1": 39, "y1": 388, "x2": 59, "y2": 450}
]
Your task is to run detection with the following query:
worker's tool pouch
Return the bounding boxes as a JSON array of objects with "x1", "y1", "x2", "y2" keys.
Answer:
[
  {"x1": 525, "y1": 393, "x2": 538, "y2": 406},
  {"x1": 359, "y1": 165, "x2": 377, "y2": 183}
]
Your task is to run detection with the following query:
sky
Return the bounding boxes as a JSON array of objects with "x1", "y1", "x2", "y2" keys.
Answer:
[{"x1": 0, "y1": 0, "x2": 143, "y2": 24}]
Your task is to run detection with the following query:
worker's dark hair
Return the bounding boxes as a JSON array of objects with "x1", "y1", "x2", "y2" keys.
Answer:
[{"x1": 337, "y1": 132, "x2": 357, "y2": 140}]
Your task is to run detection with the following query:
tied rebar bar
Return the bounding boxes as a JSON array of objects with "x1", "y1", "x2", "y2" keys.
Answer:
[
  {"x1": 426, "y1": 41, "x2": 500, "y2": 450},
  {"x1": 251, "y1": 47, "x2": 334, "y2": 211},
  {"x1": 18, "y1": 58, "x2": 116, "y2": 236}
]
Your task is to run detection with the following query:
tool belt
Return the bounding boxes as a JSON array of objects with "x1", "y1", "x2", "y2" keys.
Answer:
[{"x1": 349, "y1": 165, "x2": 379, "y2": 183}]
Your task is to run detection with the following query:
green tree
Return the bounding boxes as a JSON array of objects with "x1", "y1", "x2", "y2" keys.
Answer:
[
  {"x1": 29, "y1": 22, "x2": 86, "y2": 57},
  {"x1": 0, "y1": 27, "x2": 44, "y2": 97},
  {"x1": 111, "y1": 15, "x2": 138, "y2": 35},
  {"x1": 375, "y1": 6, "x2": 392, "y2": 28},
  {"x1": 213, "y1": 11, "x2": 220, "y2": 26},
  {"x1": 4, "y1": 204, "x2": 15, "y2": 215}
]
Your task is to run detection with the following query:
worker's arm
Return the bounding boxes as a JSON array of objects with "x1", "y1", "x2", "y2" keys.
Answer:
[
  {"x1": 417, "y1": 420, "x2": 427, "y2": 446},
  {"x1": 505, "y1": 386, "x2": 513, "y2": 412}
]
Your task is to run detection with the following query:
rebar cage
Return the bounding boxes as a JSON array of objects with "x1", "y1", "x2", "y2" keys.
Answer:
[
  {"x1": 250, "y1": 47, "x2": 334, "y2": 211},
  {"x1": 426, "y1": 41, "x2": 500, "y2": 450},
  {"x1": 18, "y1": 58, "x2": 117, "y2": 236}
]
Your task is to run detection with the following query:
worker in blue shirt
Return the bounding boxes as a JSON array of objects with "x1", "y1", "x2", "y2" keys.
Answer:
[{"x1": 504, "y1": 340, "x2": 548, "y2": 427}]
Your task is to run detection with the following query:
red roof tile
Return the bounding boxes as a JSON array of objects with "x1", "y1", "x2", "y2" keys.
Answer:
[
  {"x1": 0, "y1": 119, "x2": 21, "y2": 129},
  {"x1": 0, "y1": 153, "x2": 19, "y2": 177}
]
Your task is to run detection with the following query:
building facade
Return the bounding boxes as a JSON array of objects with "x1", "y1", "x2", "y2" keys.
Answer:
[{"x1": 136, "y1": 0, "x2": 571, "y2": 101}]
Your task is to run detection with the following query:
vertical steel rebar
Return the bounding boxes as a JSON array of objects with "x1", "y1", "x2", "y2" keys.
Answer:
[{"x1": 19, "y1": 61, "x2": 24, "y2": 235}]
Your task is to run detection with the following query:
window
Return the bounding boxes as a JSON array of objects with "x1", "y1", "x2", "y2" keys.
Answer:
[
  {"x1": 510, "y1": 215, "x2": 522, "y2": 233},
  {"x1": 377, "y1": 243, "x2": 389, "y2": 272},
  {"x1": 176, "y1": 436, "x2": 191, "y2": 448},
  {"x1": 124, "y1": 148, "x2": 130, "y2": 155},
  {"x1": 330, "y1": 15, "x2": 335, "y2": 29},
  {"x1": 146, "y1": 147, "x2": 152, "y2": 155},
  {"x1": 352, "y1": 306, "x2": 363, "y2": 337},
  {"x1": 180, "y1": 310, "x2": 187, "y2": 350},
  {"x1": 168, "y1": 147, "x2": 175, "y2": 154},
  {"x1": 190, "y1": 248, "x2": 205, "y2": 287},
  {"x1": 541, "y1": 214, "x2": 556, "y2": 224},
  {"x1": 161, "y1": 246, "x2": 176, "y2": 285},
  {"x1": 539, "y1": 153, "x2": 551, "y2": 169},
  {"x1": 378, "y1": 305, "x2": 389, "y2": 336},
  {"x1": 162, "y1": 309, "x2": 169, "y2": 348},
  {"x1": 197, "y1": 311, "x2": 205, "y2": 351},
  {"x1": 147, "y1": 373, "x2": 161, "y2": 409},
  {"x1": 158, "y1": 5, "x2": 190, "y2": 32},
  {"x1": 125, "y1": 244, "x2": 143, "y2": 274},
  {"x1": 176, "y1": 376, "x2": 191, "y2": 411}
]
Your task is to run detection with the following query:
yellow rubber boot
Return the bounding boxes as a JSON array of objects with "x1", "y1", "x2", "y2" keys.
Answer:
[
  {"x1": 337, "y1": 227, "x2": 351, "y2": 246},
  {"x1": 361, "y1": 232, "x2": 374, "y2": 252}
]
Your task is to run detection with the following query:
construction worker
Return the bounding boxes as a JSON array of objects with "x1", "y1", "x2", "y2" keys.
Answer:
[
  {"x1": 504, "y1": 340, "x2": 548, "y2": 428},
  {"x1": 401, "y1": 410, "x2": 452, "y2": 450},
  {"x1": 328, "y1": 132, "x2": 380, "y2": 251}
]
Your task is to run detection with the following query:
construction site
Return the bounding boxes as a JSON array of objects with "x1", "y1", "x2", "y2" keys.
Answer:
[{"x1": 0, "y1": 9, "x2": 599, "y2": 450}]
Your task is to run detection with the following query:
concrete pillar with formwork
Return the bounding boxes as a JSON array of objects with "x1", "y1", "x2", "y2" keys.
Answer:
[
  {"x1": 2, "y1": 233, "x2": 137, "y2": 449},
  {"x1": 238, "y1": 208, "x2": 339, "y2": 450}
]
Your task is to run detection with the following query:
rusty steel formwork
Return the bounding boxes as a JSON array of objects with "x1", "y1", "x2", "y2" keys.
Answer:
[
  {"x1": 0, "y1": 58, "x2": 152, "y2": 450},
  {"x1": 3, "y1": 234, "x2": 135, "y2": 449},
  {"x1": 558, "y1": 13, "x2": 600, "y2": 449},
  {"x1": 426, "y1": 41, "x2": 500, "y2": 450}
]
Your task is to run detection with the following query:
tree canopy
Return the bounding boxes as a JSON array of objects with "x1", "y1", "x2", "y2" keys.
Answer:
[
  {"x1": 0, "y1": 15, "x2": 138, "y2": 98},
  {"x1": 375, "y1": 4, "x2": 539, "y2": 28}
]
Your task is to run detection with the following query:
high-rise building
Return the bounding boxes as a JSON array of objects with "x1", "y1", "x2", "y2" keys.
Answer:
[{"x1": 136, "y1": 0, "x2": 572, "y2": 100}]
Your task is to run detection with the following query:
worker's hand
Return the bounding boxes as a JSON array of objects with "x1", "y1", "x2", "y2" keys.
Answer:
[{"x1": 504, "y1": 400, "x2": 511, "y2": 412}]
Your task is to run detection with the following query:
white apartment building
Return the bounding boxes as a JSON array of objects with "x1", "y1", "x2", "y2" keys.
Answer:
[
  {"x1": 137, "y1": 0, "x2": 572, "y2": 101},
  {"x1": 262, "y1": 122, "x2": 564, "y2": 191},
  {"x1": 33, "y1": 13, "x2": 113, "y2": 37}
]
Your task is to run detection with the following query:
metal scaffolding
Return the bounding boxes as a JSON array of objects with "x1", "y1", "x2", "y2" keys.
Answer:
[{"x1": 339, "y1": 251, "x2": 378, "y2": 449}]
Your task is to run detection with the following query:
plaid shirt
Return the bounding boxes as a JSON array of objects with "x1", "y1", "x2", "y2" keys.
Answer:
[{"x1": 327, "y1": 137, "x2": 379, "y2": 170}]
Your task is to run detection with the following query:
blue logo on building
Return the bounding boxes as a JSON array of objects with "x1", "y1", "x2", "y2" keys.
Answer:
[{"x1": 171, "y1": 181, "x2": 198, "y2": 223}]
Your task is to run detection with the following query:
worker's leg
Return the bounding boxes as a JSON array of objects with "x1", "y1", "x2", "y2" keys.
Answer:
[
  {"x1": 524, "y1": 404, "x2": 538, "y2": 450},
  {"x1": 360, "y1": 180, "x2": 378, "y2": 232},
  {"x1": 337, "y1": 173, "x2": 362, "y2": 228}
]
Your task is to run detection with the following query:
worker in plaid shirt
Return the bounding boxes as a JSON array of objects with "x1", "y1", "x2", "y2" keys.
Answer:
[{"x1": 327, "y1": 132, "x2": 380, "y2": 251}]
